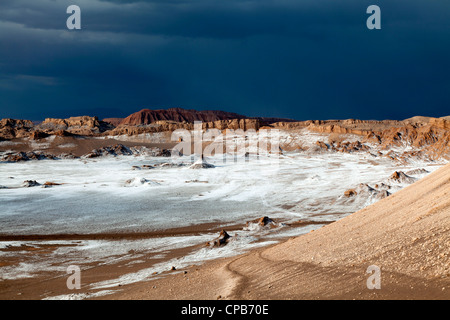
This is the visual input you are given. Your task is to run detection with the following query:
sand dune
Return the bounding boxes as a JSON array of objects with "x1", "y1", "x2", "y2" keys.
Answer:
[{"x1": 108, "y1": 163, "x2": 450, "y2": 300}]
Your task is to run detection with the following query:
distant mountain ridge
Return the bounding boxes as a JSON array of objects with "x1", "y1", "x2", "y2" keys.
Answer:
[{"x1": 1, "y1": 111, "x2": 449, "y2": 161}]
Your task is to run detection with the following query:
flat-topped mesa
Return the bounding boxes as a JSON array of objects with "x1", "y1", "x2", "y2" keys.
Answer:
[
  {"x1": 119, "y1": 108, "x2": 248, "y2": 126},
  {"x1": 42, "y1": 116, "x2": 100, "y2": 128}
]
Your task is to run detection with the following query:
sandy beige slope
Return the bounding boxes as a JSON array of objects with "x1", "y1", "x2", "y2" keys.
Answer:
[{"x1": 108, "y1": 163, "x2": 450, "y2": 300}]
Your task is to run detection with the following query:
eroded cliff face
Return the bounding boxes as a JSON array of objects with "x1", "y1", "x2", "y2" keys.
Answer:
[
  {"x1": 38, "y1": 116, "x2": 114, "y2": 135},
  {"x1": 0, "y1": 116, "x2": 114, "y2": 140},
  {"x1": 266, "y1": 117, "x2": 449, "y2": 158},
  {"x1": 105, "y1": 119, "x2": 261, "y2": 136}
]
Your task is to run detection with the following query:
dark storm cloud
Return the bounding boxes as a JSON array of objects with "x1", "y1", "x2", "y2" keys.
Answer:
[{"x1": 0, "y1": 0, "x2": 449, "y2": 120}]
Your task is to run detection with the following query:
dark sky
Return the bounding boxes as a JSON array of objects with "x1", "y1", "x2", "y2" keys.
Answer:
[{"x1": 0, "y1": 0, "x2": 449, "y2": 121}]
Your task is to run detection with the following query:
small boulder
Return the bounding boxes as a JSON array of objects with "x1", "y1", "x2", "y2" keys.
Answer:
[
  {"x1": 257, "y1": 216, "x2": 276, "y2": 227},
  {"x1": 344, "y1": 189, "x2": 357, "y2": 197},
  {"x1": 22, "y1": 180, "x2": 40, "y2": 187},
  {"x1": 245, "y1": 216, "x2": 278, "y2": 230},
  {"x1": 207, "y1": 230, "x2": 231, "y2": 247}
]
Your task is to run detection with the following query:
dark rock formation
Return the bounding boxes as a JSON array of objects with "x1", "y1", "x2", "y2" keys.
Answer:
[
  {"x1": 22, "y1": 180, "x2": 41, "y2": 187},
  {"x1": 207, "y1": 230, "x2": 231, "y2": 247}
]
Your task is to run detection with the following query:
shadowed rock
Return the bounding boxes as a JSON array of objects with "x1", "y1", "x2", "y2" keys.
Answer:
[
  {"x1": 245, "y1": 216, "x2": 279, "y2": 230},
  {"x1": 207, "y1": 230, "x2": 231, "y2": 247},
  {"x1": 30, "y1": 131, "x2": 49, "y2": 140},
  {"x1": 22, "y1": 180, "x2": 40, "y2": 187}
]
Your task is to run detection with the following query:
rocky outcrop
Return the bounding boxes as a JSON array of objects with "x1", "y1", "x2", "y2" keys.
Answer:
[
  {"x1": 343, "y1": 169, "x2": 424, "y2": 204},
  {"x1": 38, "y1": 116, "x2": 114, "y2": 136},
  {"x1": 0, "y1": 145, "x2": 180, "y2": 162},
  {"x1": 1, "y1": 151, "x2": 57, "y2": 162},
  {"x1": 0, "y1": 119, "x2": 34, "y2": 139},
  {"x1": 82, "y1": 144, "x2": 133, "y2": 158},
  {"x1": 289, "y1": 117, "x2": 450, "y2": 160},
  {"x1": 84, "y1": 145, "x2": 180, "y2": 159},
  {"x1": 314, "y1": 140, "x2": 371, "y2": 154},
  {"x1": 333, "y1": 141, "x2": 370, "y2": 153},
  {"x1": 246, "y1": 216, "x2": 278, "y2": 228},
  {"x1": 42, "y1": 116, "x2": 99, "y2": 128},
  {"x1": 343, "y1": 183, "x2": 392, "y2": 202},
  {"x1": 206, "y1": 230, "x2": 231, "y2": 247},
  {"x1": 344, "y1": 189, "x2": 357, "y2": 197},
  {"x1": 1, "y1": 151, "x2": 29, "y2": 162}
]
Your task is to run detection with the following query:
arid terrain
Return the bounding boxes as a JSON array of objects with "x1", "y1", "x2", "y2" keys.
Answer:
[
  {"x1": 1, "y1": 109, "x2": 449, "y2": 161},
  {"x1": 0, "y1": 108, "x2": 449, "y2": 300},
  {"x1": 101, "y1": 162, "x2": 450, "y2": 300}
]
